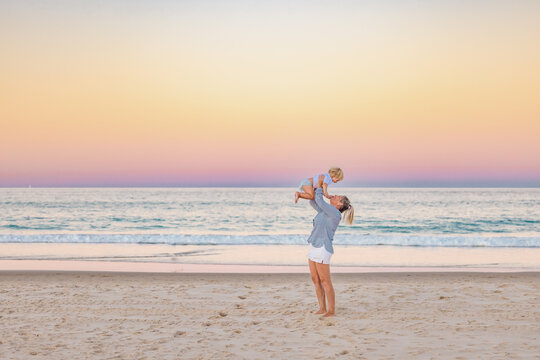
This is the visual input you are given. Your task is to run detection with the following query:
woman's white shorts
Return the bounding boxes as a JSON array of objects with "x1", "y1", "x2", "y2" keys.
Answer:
[{"x1": 307, "y1": 244, "x2": 332, "y2": 264}]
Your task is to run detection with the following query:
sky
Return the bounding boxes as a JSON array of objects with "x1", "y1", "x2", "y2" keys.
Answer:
[{"x1": 1, "y1": 0, "x2": 539, "y2": 187}]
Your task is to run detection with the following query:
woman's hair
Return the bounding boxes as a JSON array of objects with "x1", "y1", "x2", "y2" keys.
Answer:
[
  {"x1": 328, "y1": 167, "x2": 344, "y2": 181},
  {"x1": 338, "y1": 196, "x2": 354, "y2": 225}
]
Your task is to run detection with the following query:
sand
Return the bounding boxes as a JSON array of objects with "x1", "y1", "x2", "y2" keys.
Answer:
[{"x1": 1, "y1": 272, "x2": 539, "y2": 359}]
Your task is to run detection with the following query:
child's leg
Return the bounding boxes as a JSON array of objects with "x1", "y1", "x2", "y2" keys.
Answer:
[
  {"x1": 297, "y1": 185, "x2": 315, "y2": 200},
  {"x1": 295, "y1": 178, "x2": 315, "y2": 203}
]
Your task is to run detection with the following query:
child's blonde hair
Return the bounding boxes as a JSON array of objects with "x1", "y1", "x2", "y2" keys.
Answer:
[
  {"x1": 328, "y1": 167, "x2": 344, "y2": 181},
  {"x1": 339, "y1": 196, "x2": 354, "y2": 225}
]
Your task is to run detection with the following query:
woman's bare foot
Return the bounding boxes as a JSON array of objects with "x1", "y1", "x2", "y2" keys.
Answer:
[
  {"x1": 294, "y1": 192, "x2": 300, "y2": 204},
  {"x1": 322, "y1": 311, "x2": 335, "y2": 317},
  {"x1": 315, "y1": 308, "x2": 326, "y2": 314}
]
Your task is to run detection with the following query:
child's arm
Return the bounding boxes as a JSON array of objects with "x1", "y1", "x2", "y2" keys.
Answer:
[
  {"x1": 316, "y1": 174, "x2": 324, "y2": 189},
  {"x1": 322, "y1": 183, "x2": 332, "y2": 199}
]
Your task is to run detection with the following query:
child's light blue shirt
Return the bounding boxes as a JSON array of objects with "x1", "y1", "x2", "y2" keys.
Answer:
[{"x1": 313, "y1": 173, "x2": 332, "y2": 189}]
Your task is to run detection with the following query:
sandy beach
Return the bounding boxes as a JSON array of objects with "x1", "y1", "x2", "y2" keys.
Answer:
[{"x1": 1, "y1": 271, "x2": 538, "y2": 359}]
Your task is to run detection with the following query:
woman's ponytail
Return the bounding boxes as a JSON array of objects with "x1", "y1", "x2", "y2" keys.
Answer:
[
  {"x1": 342, "y1": 205, "x2": 354, "y2": 225},
  {"x1": 339, "y1": 196, "x2": 354, "y2": 225}
]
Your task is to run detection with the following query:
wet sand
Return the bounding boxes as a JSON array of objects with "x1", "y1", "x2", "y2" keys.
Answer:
[
  {"x1": 1, "y1": 271, "x2": 539, "y2": 359},
  {"x1": 2, "y1": 243, "x2": 540, "y2": 268}
]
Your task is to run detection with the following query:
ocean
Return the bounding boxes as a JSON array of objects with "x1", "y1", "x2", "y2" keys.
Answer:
[{"x1": 1, "y1": 187, "x2": 539, "y2": 248}]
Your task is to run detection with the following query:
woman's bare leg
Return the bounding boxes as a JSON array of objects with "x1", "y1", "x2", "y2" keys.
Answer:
[
  {"x1": 315, "y1": 262, "x2": 335, "y2": 317},
  {"x1": 308, "y1": 259, "x2": 326, "y2": 314}
]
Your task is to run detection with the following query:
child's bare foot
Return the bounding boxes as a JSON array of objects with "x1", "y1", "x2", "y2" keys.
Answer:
[
  {"x1": 294, "y1": 192, "x2": 300, "y2": 204},
  {"x1": 322, "y1": 311, "x2": 335, "y2": 317},
  {"x1": 315, "y1": 308, "x2": 326, "y2": 314}
]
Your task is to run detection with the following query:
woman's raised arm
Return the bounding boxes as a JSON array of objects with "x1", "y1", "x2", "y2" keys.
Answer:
[{"x1": 314, "y1": 188, "x2": 340, "y2": 218}]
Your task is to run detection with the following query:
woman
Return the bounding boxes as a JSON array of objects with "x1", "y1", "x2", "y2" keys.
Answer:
[{"x1": 307, "y1": 187, "x2": 354, "y2": 317}]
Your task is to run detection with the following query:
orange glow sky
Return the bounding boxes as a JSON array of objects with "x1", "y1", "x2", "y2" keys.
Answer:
[{"x1": 1, "y1": 0, "x2": 539, "y2": 186}]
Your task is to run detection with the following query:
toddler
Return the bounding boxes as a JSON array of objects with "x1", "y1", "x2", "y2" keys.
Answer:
[{"x1": 295, "y1": 167, "x2": 344, "y2": 203}]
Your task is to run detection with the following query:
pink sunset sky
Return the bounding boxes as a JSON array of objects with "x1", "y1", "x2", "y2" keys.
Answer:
[{"x1": 1, "y1": 1, "x2": 539, "y2": 187}]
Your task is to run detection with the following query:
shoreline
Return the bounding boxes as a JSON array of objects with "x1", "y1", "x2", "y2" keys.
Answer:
[
  {"x1": 1, "y1": 243, "x2": 540, "y2": 271},
  {"x1": 1, "y1": 259, "x2": 539, "y2": 273}
]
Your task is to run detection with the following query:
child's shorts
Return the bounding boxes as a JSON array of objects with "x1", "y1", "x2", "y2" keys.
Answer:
[
  {"x1": 298, "y1": 178, "x2": 313, "y2": 191},
  {"x1": 307, "y1": 244, "x2": 332, "y2": 264}
]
